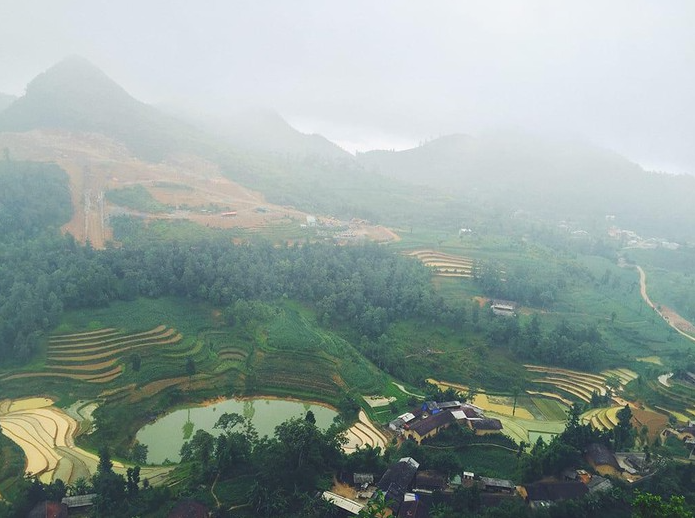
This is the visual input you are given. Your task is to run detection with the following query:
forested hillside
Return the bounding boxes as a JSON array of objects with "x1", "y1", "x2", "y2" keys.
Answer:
[
  {"x1": 358, "y1": 132, "x2": 695, "y2": 241},
  {"x1": 0, "y1": 160, "x2": 456, "y2": 365}
]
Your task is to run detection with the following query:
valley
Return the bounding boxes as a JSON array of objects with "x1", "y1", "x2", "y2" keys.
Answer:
[{"x1": 1, "y1": 55, "x2": 695, "y2": 517}]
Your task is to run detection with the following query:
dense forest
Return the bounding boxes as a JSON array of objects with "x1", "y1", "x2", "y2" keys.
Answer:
[{"x1": 0, "y1": 160, "x2": 613, "y2": 375}]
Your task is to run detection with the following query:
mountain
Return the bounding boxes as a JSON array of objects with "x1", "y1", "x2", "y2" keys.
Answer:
[
  {"x1": 0, "y1": 56, "x2": 208, "y2": 161},
  {"x1": 0, "y1": 93, "x2": 17, "y2": 113},
  {"x1": 162, "y1": 105, "x2": 350, "y2": 159},
  {"x1": 358, "y1": 131, "x2": 695, "y2": 240},
  {"x1": 0, "y1": 57, "x2": 446, "y2": 226}
]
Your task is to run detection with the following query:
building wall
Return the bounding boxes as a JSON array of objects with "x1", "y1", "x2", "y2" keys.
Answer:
[{"x1": 404, "y1": 423, "x2": 451, "y2": 444}]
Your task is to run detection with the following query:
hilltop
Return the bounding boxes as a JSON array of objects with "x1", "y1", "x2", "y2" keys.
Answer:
[
  {"x1": 358, "y1": 131, "x2": 695, "y2": 241},
  {"x1": 0, "y1": 56, "x2": 213, "y2": 162}
]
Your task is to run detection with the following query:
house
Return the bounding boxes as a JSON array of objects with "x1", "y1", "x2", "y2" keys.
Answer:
[
  {"x1": 27, "y1": 502, "x2": 68, "y2": 518},
  {"x1": 521, "y1": 481, "x2": 588, "y2": 508},
  {"x1": 616, "y1": 452, "x2": 648, "y2": 475},
  {"x1": 468, "y1": 418, "x2": 503, "y2": 435},
  {"x1": 61, "y1": 493, "x2": 96, "y2": 510},
  {"x1": 452, "y1": 406, "x2": 482, "y2": 422},
  {"x1": 403, "y1": 410, "x2": 455, "y2": 443},
  {"x1": 322, "y1": 491, "x2": 364, "y2": 516},
  {"x1": 414, "y1": 470, "x2": 446, "y2": 492},
  {"x1": 353, "y1": 473, "x2": 374, "y2": 487},
  {"x1": 585, "y1": 443, "x2": 621, "y2": 476},
  {"x1": 562, "y1": 469, "x2": 591, "y2": 484},
  {"x1": 306, "y1": 215, "x2": 317, "y2": 227},
  {"x1": 491, "y1": 300, "x2": 517, "y2": 317},
  {"x1": 377, "y1": 457, "x2": 420, "y2": 513},
  {"x1": 586, "y1": 475, "x2": 613, "y2": 493},
  {"x1": 167, "y1": 500, "x2": 211, "y2": 518},
  {"x1": 677, "y1": 426, "x2": 695, "y2": 443},
  {"x1": 397, "y1": 493, "x2": 429, "y2": 518},
  {"x1": 389, "y1": 412, "x2": 416, "y2": 432},
  {"x1": 480, "y1": 477, "x2": 516, "y2": 494}
]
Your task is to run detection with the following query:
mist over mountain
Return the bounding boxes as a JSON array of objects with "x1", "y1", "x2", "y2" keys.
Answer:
[
  {"x1": 0, "y1": 56, "x2": 210, "y2": 161},
  {"x1": 0, "y1": 93, "x2": 16, "y2": 113},
  {"x1": 2, "y1": 56, "x2": 694, "y2": 240},
  {"x1": 358, "y1": 131, "x2": 695, "y2": 240},
  {"x1": 161, "y1": 105, "x2": 350, "y2": 159}
]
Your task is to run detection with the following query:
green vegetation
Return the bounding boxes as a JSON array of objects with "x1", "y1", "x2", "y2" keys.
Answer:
[
  {"x1": 0, "y1": 434, "x2": 25, "y2": 501},
  {"x1": 105, "y1": 185, "x2": 169, "y2": 213}
]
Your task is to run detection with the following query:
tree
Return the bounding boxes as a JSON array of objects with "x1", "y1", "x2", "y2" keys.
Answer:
[
  {"x1": 632, "y1": 490, "x2": 694, "y2": 518},
  {"x1": 614, "y1": 404, "x2": 635, "y2": 450},
  {"x1": 130, "y1": 442, "x2": 148, "y2": 464},
  {"x1": 185, "y1": 356, "x2": 196, "y2": 377},
  {"x1": 92, "y1": 447, "x2": 126, "y2": 517},
  {"x1": 305, "y1": 410, "x2": 316, "y2": 425},
  {"x1": 126, "y1": 466, "x2": 140, "y2": 498},
  {"x1": 357, "y1": 491, "x2": 390, "y2": 518},
  {"x1": 130, "y1": 353, "x2": 141, "y2": 372}
]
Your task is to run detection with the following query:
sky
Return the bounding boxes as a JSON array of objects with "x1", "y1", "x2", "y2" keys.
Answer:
[{"x1": 0, "y1": 1, "x2": 694, "y2": 173}]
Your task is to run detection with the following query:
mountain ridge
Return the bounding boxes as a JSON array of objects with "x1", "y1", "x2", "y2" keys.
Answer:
[{"x1": 0, "y1": 56, "x2": 210, "y2": 161}]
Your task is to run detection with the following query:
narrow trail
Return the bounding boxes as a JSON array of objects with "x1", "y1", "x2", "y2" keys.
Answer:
[
  {"x1": 631, "y1": 264, "x2": 695, "y2": 344},
  {"x1": 392, "y1": 382, "x2": 425, "y2": 399},
  {"x1": 211, "y1": 472, "x2": 221, "y2": 508}
]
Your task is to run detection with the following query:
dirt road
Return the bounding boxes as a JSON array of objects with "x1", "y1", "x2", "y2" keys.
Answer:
[{"x1": 632, "y1": 264, "x2": 695, "y2": 343}]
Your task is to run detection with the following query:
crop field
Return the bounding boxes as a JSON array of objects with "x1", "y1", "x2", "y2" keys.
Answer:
[
  {"x1": 643, "y1": 376, "x2": 695, "y2": 422},
  {"x1": 343, "y1": 411, "x2": 389, "y2": 454},
  {"x1": 250, "y1": 350, "x2": 343, "y2": 402},
  {"x1": 0, "y1": 325, "x2": 182, "y2": 385},
  {"x1": 525, "y1": 365, "x2": 637, "y2": 404},
  {"x1": 0, "y1": 397, "x2": 173, "y2": 484},
  {"x1": 494, "y1": 415, "x2": 566, "y2": 447},
  {"x1": 580, "y1": 407, "x2": 620, "y2": 431},
  {"x1": 632, "y1": 408, "x2": 669, "y2": 440},
  {"x1": 405, "y1": 249, "x2": 475, "y2": 278}
]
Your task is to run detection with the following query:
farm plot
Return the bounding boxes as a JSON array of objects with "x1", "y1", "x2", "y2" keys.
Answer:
[
  {"x1": 645, "y1": 377, "x2": 695, "y2": 422},
  {"x1": 525, "y1": 365, "x2": 634, "y2": 404},
  {"x1": 494, "y1": 415, "x2": 566, "y2": 447},
  {"x1": 0, "y1": 398, "x2": 172, "y2": 484},
  {"x1": 217, "y1": 347, "x2": 249, "y2": 363},
  {"x1": 405, "y1": 250, "x2": 475, "y2": 278},
  {"x1": 251, "y1": 351, "x2": 343, "y2": 402},
  {"x1": 2, "y1": 326, "x2": 182, "y2": 385},
  {"x1": 343, "y1": 411, "x2": 389, "y2": 454}
]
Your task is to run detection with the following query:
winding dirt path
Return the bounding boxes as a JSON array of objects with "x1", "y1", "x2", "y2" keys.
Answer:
[{"x1": 632, "y1": 264, "x2": 695, "y2": 343}]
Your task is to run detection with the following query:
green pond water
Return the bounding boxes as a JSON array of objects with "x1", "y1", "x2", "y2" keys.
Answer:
[{"x1": 136, "y1": 397, "x2": 337, "y2": 464}]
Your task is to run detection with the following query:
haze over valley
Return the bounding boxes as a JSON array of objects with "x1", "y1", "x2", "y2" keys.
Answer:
[{"x1": 1, "y1": 3, "x2": 695, "y2": 518}]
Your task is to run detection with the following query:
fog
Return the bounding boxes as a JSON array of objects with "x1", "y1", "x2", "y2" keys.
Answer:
[{"x1": 0, "y1": 0, "x2": 693, "y2": 173}]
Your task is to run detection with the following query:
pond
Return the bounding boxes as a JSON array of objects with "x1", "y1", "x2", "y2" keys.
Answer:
[{"x1": 136, "y1": 397, "x2": 338, "y2": 464}]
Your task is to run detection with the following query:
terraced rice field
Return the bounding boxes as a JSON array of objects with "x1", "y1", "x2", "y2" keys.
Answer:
[
  {"x1": 471, "y1": 394, "x2": 534, "y2": 420},
  {"x1": 526, "y1": 365, "x2": 636, "y2": 404},
  {"x1": 646, "y1": 377, "x2": 695, "y2": 422},
  {"x1": 252, "y1": 351, "x2": 343, "y2": 401},
  {"x1": 217, "y1": 347, "x2": 249, "y2": 362},
  {"x1": 637, "y1": 356, "x2": 663, "y2": 366},
  {"x1": 494, "y1": 415, "x2": 566, "y2": 446},
  {"x1": 1, "y1": 326, "x2": 182, "y2": 385},
  {"x1": 343, "y1": 410, "x2": 389, "y2": 454},
  {"x1": 405, "y1": 250, "x2": 474, "y2": 278},
  {"x1": 0, "y1": 398, "x2": 172, "y2": 484}
]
